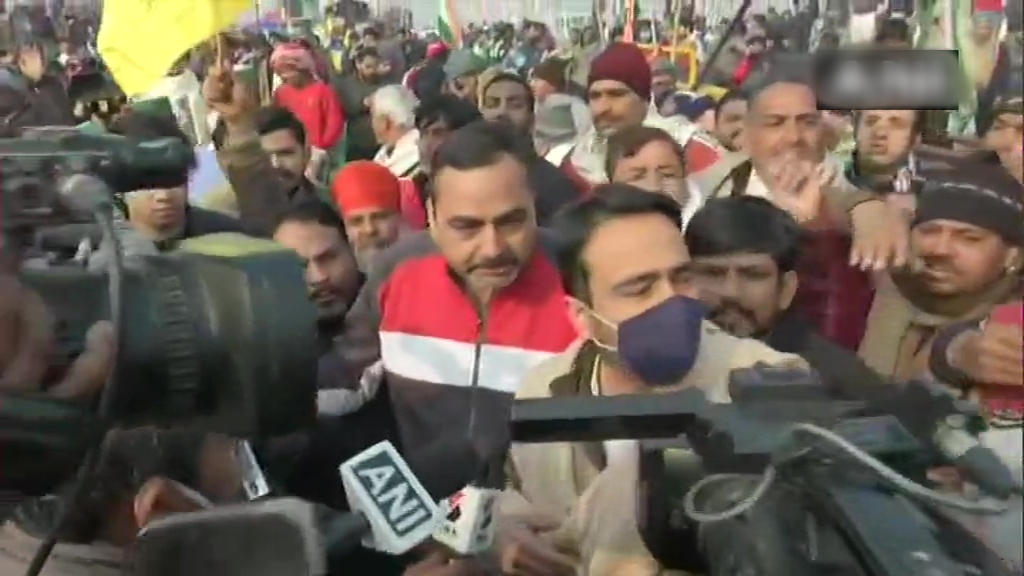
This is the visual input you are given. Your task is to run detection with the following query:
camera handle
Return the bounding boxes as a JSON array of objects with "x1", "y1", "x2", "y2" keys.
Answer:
[{"x1": 805, "y1": 472, "x2": 1019, "y2": 576}]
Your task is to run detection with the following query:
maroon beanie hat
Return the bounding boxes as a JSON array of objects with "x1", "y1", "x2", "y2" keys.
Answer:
[{"x1": 587, "y1": 42, "x2": 652, "y2": 102}]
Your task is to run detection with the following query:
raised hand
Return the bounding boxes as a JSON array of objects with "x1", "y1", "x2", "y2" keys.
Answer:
[
  {"x1": 202, "y1": 62, "x2": 256, "y2": 125},
  {"x1": 766, "y1": 158, "x2": 829, "y2": 224}
]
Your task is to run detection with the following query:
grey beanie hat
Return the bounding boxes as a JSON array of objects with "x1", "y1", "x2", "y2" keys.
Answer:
[
  {"x1": 443, "y1": 49, "x2": 488, "y2": 80},
  {"x1": 534, "y1": 96, "x2": 578, "y2": 144}
]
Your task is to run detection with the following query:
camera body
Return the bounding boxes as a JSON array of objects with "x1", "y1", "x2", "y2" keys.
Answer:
[
  {"x1": 0, "y1": 131, "x2": 320, "y2": 493},
  {"x1": 510, "y1": 365, "x2": 1017, "y2": 576},
  {"x1": 634, "y1": 371, "x2": 1014, "y2": 576}
]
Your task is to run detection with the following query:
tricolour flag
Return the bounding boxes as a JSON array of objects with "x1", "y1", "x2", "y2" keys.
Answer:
[{"x1": 438, "y1": 0, "x2": 463, "y2": 47}]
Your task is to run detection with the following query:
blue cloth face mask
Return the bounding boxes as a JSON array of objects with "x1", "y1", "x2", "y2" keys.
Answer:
[{"x1": 590, "y1": 295, "x2": 708, "y2": 385}]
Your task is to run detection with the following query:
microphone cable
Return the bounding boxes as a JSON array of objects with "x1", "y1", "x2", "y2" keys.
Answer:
[
  {"x1": 682, "y1": 421, "x2": 1014, "y2": 526},
  {"x1": 24, "y1": 175, "x2": 128, "y2": 576}
]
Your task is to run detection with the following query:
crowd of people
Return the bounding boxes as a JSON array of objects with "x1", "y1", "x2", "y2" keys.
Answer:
[{"x1": 0, "y1": 5, "x2": 1022, "y2": 576}]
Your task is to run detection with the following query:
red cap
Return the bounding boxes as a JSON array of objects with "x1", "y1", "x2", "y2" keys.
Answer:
[
  {"x1": 332, "y1": 161, "x2": 401, "y2": 216},
  {"x1": 427, "y1": 42, "x2": 450, "y2": 60}
]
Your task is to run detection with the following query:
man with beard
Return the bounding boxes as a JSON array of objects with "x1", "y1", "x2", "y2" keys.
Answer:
[
  {"x1": 272, "y1": 200, "x2": 366, "y2": 412},
  {"x1": 270, "y1": 42, "x2": 345, "y2": 182},
  {"x1": 479, "y1": 72, "x2": 535, "y2": 135},
  {"x1": 859, "y1": 165, "x2": 1024, "y2": 380},
  {"x1": 692, "y1": 67, "x2": 910, "y2": 350},
  {"x1": 331, "y1": 160, "x2": 406, "y2": 273},
  {"x1": 686, "y1": 196, "x2": 887, "y2": 395},
  {"x1": 559, "y1": 43, "x2": 723, "y2": 192}
]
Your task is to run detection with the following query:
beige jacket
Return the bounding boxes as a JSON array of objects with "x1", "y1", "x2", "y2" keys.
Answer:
[
  {"x1": 0, "y1": 522, "x2": 123, "y2": 576},
  {"x1": 500, "y1": 324, "x2": 807, "y2": 576},
  {"x1": 688, "y1": 154, "x2": 875, "y2": 225}
]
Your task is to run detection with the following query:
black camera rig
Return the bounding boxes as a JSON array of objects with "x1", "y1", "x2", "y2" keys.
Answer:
[{"x1": 511, "y1": 365, "x2": 1021, "y2": 576}]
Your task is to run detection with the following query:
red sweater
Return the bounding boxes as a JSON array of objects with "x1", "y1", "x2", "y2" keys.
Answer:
[
  {"x1": 274, "y1": 81, "x2": 346, "y2": 150},
  {"x1": 733, "y1": 55, "x2": 758, "y2": 87},
  {"x1": 981, "y1": 302, "x2": 1024, "y2": 420}
]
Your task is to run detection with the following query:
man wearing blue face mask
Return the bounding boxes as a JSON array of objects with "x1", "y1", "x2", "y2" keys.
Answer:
[{"x1": 497, "y1": 184, "x2": 809, "y2": 576}]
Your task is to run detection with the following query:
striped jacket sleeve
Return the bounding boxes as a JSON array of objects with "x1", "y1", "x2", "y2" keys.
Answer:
[{"x1": 339, "y1": 231, "x2": 439, "y2": 384}]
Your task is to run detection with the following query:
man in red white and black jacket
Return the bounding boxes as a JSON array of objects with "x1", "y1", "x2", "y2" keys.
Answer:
[{"x1": 340, "y1": 121, "x2": 578, "y2": 478}]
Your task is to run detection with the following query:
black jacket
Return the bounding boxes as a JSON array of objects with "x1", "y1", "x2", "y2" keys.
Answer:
[{"x1": 528, "y1": 159, "x2": 583, "y2": 226}]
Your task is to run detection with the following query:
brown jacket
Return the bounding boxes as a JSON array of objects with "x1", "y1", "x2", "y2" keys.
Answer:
[
  {"x1": 0, "y1": 523, "x2": 123, "y2": 576},
  {"x1": 500, "y1": 327, "x2": 807, "y2": 575},
  {"x1": 859, "y1": 274, "x2": 1021, "y2": 380},
  {"x1": 209, "y1": 130, "x2": 331, "y2": 237}
]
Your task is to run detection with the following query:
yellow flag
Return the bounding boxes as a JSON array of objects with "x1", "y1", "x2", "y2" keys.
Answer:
[{"x1": 98, "y1": 0, "x2": 251, "y2": 97}]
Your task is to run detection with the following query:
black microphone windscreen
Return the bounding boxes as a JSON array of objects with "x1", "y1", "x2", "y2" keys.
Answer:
[{"x1": 406, "y1": 436, "x2": 485, "y2": 500}]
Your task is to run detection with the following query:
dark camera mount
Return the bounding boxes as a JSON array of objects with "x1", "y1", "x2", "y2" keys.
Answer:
[{"x1": 511, "y1": 365, "x2": 1021, "y2": 576}]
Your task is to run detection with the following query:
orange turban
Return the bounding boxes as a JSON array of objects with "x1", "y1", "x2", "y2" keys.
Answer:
[{"x1": 332, "y1": 161, "x2": 402, "y2": 216}]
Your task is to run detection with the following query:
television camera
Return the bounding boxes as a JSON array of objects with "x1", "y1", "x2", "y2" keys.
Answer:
[
  {"x1": 511, "y1": 366, "x2": 1022, "y2": 576},
  {"x1": 1, "y1": 130, "x2": 319, "y2": 493}
]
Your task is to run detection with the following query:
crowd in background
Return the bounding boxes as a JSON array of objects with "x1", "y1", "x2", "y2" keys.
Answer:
[{"x1": 0, "y1": 3, "x2": 1022, "y2": 575}]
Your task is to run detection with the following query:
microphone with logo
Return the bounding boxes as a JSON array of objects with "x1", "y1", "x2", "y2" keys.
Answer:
[
  {"x1": 133, "y1": 436, "x2": 484, "y2": 576},
  {"x1": 335, "y1": 436, "x2": 483, "y2": 555},
  {"x1": 431, "y1": 477, "x2": 499, "y2": 556}
]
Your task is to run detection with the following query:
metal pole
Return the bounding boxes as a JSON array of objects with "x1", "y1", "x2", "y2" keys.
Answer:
[{"x1": 694, "y1": 0, "x2": 750, "y2": 86}]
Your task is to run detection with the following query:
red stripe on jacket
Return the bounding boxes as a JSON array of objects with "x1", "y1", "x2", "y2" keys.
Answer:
[
  {"x1": 378, "y1": 251, "x2": 578, "y2": 352},
  {"x1": 342, "y1": 232, "x2": 579, "y2": 465}
]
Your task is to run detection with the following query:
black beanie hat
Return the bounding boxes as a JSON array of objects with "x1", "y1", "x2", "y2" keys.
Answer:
[{"x1": 914, "y1": 163, "x2": 1024, "y2": 246}]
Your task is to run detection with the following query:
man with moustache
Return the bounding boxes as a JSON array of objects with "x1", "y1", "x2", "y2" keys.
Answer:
[
  {"x1": 559, "y1": 43, "x2": 723, "y2": 192},
  {"x1": 859, "y1": 165, "x2": 1024, "y2": 381},
  {"x1": 272, "y1": 200, "x2": 366, "y2": 412},
  {"x1": 331, "y1": 161, "x2": 407, "y2": 273},
  {"x1": 342, "y1": 121, "x2": 579, "y2": 471},
  {"x1": 687, "y1": 196, "x2": 887, "y2": 395},
  {"x1": 692, "y1": 66, "x2": 910, "y2": 350}
]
